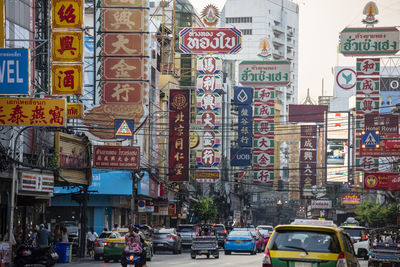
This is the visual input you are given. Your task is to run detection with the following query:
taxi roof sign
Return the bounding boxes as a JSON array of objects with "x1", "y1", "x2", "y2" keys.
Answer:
[{"x1": 291, "y1": 219, "x2": 337, "y2": 227}]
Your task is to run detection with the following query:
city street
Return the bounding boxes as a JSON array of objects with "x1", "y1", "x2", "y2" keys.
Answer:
[{"x1": 55, "y1": 252, "x2": 369, "y2": 267}]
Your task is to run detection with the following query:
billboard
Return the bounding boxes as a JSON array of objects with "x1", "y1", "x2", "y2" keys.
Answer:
[
  {"x1": 288, "y1": 105, "x2": 328, "y2": 123},
  {"x1": 100, "y1": 9, "x2": 148, "y2": 32},
  {"x1": 179, "y1": 27, "x2": 242, "y2": 54},
  {"x1": 230, "y1": 148, "x2": 252, "y2": 166},
  {"x1": 239, "y1": 61, "x2": 290, "y2": 86},
  {"x1": 93, "y1": 146, "x2": 140, "y2": 170},
  {"x1": 364, "y1": 172, "x2": 400, "y2": 191},
  {"x1": 342, "y1": 194, "x2": 361, "y2": 205},
  {"x1": 51, "y1": 64, "x2": 83, "y2": 95},
  {"x1": 0, "y1": 48, "x2": 29, "y2": 95}
]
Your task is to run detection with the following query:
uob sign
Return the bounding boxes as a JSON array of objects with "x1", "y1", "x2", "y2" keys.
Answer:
[{"x1": 231, "y1": 148, "x2": 252, "y2": 166}]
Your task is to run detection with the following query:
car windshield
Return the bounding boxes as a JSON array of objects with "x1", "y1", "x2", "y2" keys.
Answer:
[
  {"x1": 259, "y1": 230, "x2": 269, "y2": 236},
  {"x1": 258, "y1": 226, "x2": 273, "y2": 231},
  {"x1": 215, "y1": 225, "x2": 225, "y2": 232},
  {"x1": 99, "y1": 232, "x2": 111, "y2": 238},
  {"x1": 229, "y1": 231, "x2": 251, "y2": 237},
  {"x1": 156, "y1": 228, "x2": 174, "y2": 234},
  {"x1": 118, "y1": 232, "x2": 128, "y2": 237},
  {"x1": 342, "y1": 228, "x2": 363, "y2": 238},
  {"x1": 177, "y1": 226, "x2": 194, "y2": 232},
  {"x1": 270, "y1": 230, "x2": 341, "y2": 253}
]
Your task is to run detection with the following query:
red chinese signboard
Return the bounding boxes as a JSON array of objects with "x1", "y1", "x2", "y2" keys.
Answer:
[
  {"x1": 93, "y1": 146, "x2": 140, "y2": 170},
  {"x1": 364, "y1": 172, "x2": 400, "y2": 191},
  {"x1": 101, "y1": 9, "x2": 148, "y2": 32},
  {"x1": 168, "y1": 89, "x2": 190, "y2": 182},
  {"x1": 52, "y1": 0, "x2": 84, "y2": 29},
  {"x1": 101, "y1": 81, "x2": 146, "y2": 104},
  {"x1": 0, "y1": 98, "x2": 66, "y2": 127},
  {"x1": 197, "y1": 56, "x2": 222, "y2": 74},
  {"x1": 179, "y1": 27, "x2": 242, "y2": 54},
  {"x1": 100, "y1": 33, "x2": 148, "y2": 57},
  {"x1": 101, "y1": 57, "x2": 147, "y2": 80}
]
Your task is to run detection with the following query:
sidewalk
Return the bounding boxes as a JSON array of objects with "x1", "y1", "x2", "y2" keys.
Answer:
[{"x1": 55, "y1": 255, "x2": 94, "y2": 266}]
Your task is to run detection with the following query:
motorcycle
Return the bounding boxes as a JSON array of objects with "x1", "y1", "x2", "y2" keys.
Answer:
[
  {"x1": 14, "y1": 242, "x2": 59, "y2": 267},
  {"x1": 121, "y1": 252, "x2": 142, "y2": 267}
]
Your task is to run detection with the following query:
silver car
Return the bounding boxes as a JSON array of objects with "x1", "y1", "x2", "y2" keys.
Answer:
[{"x1": 94, "y1": 231, "x2": 112, "y2": 260}]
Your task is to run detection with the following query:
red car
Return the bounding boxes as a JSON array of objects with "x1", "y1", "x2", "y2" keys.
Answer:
[{"x1": 249, "y1": 229, "x2": 265, "y2": 252}]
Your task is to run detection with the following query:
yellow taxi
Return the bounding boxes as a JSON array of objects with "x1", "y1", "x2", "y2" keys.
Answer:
[
  {"x1": 103, "y1": 228, "x2": 129, "y2": 262},
  {"x1": 263, "y1": 219, "x2": 359, "y2": 267}
]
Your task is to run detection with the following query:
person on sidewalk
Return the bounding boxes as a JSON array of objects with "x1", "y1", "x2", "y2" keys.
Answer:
[
  {"x1": 61, "y1": 227, "x2": 69, "y2": 243},
  {"x1": 87, "y1": 228, "x2": 98, "y2": 257},
  {"x1": 37, "y1": 224, "x2": 50, "y2": 248}
]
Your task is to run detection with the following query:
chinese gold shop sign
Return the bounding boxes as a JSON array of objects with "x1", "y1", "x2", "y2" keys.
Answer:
[
  {"x1": 0, "y1": 98, "x2": 66, "y2": 126},
  {"x1": 168, "y1": 89, "x2": 190, "y2": 182}
]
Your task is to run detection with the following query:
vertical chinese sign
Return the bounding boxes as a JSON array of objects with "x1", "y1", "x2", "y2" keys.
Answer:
[
  {"x1": 195, "y1": 56, "x2": 222, "y2": 182},
  {"x1": 82, "y1": 0, "x2": 150, "y2": 139},
  {"x1": 169, "y1": 90, "x2": 190, "y2": 182},
  {"x1": 253, "y1": 87, "x2": 275, "y2": 184},
  {"x1": 51, "y1": 0, "x2": 84, "y2": 96},
  {"x1": 299, "y1": 125, "x2": 317, "y2": 198},
  {"x1": 355, "y1": 58, "x2": 380, "y2": 174}
]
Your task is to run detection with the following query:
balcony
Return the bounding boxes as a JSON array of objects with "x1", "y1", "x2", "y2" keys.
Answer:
[
  {"x1": 272, "y1": 36, "x2": 284, "y2": 46},
  {"x1": 287, "y1": 29, "x2": 294, "y2": 36},
  {"x1": 272, "y1": 24, "x2": 284, "y2": 33},
  {"x1": 272, "y1": 49, "x2": 283, "y2": 57}
]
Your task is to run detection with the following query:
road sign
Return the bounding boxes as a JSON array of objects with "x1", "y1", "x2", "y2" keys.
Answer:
[
  {"x1": 114, "y1": 119, "x2": 134, "y2": 139},
  {"x1": 361, "y1": 131, "x2": 379, "y2": 148}
]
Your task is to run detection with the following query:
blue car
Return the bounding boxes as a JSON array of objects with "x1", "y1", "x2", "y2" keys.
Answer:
[{"x1": 224, "y1": 230, "x2": 257, "y2": 255}]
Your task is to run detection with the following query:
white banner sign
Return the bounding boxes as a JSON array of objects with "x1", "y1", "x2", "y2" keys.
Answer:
[{"x1": 311, "y1": 200, "x2": 332, "y2": 209}]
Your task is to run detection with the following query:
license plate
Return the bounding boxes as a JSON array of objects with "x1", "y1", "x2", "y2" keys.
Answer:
[
  {"x1": 201, "y1": 250, "x2": 208, "y2": 253},
  {"x1": 157, "y1": 244, "x2": 164, "y2": 246},
  {"x1": 128, "y1": 265, "x2": 135, "y2": 267},
  {"x1": 295, "y1": 262, "x2": 312, "y2": 267},
  {"x1": 116, "y1": 243, "x2": 124, "y2": 247},
  {"x1": 235, "y1": 240, "x2": 242, "y2": 243}
]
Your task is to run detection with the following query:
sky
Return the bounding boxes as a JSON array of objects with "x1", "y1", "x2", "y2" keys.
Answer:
[{"x1": 188, "y1": 0, "x2": 400, "y2": 103}]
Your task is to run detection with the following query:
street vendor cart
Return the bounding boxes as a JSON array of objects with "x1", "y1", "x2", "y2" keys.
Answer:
[{"x1": 368, "y1": 226, "x2": 400, "y2": 267}]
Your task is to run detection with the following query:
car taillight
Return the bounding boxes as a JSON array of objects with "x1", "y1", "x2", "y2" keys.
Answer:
[
  {"x1": 104, "y1": 242, "x2": 108, "y2": 247},
  {"x1": 262, "y1": 248, "x2": 272, "y2": 267},
  {"x1": 221, "y1": 230, "x2": 227, "y2": 234},
  {"x1": 336, "y1": 252, "x2": 348, "y2": 267},
  {"x1": 166, "y1": 234, "x2": 174, "y2": 239},
  {"x1": 192, "y1": 245, "x2": 196, "y2": 249},
  {"x1": 94, "y1": 241, "x2": 100, "y2": 247}
]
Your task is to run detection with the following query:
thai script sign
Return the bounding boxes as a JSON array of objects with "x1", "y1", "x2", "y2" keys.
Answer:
[
  {"x1": 364, "y1": 172, "x2": 400, "y2": 191},
  {"x1": 197, "y1": 56, "x2": 222, "y2": 74},
  {"x1": 93, "y1": 146, "x2": 140, "y2": 170},
  {"x1": 100, "y1": 9, "x2": 148, "y2": 32},
  {"x1": 168, "y1": 89, "x2": 190, "y2": 182},
  {"x1": 0, "y1": 48, "x2": 29, "y2": 95},
  {"x1": 67, "y1": 103, "x2": 83, "y2": 119},
  {"x1": 239, "y1": 61, "x2": 290, "y2": 86},
  {"x1": 98, "y1": 0, "x2": 148, "y2": 8},
  {"x1": 179, "y1": 27, "x2": 242, "y2": 54},
  {"x1": 311, "y1": 200, "x2": 332, "y2": 209},
  {"x1": 99, "y1": 33, "x2": 149, "y2": 57},
  {"x1": 51, "y1": 64, "x2": 83, "y2": 95},
  {"x1": 341, "y1": 194, "x2": 361, "y2": 204},
  {"x1": 52, "y1": 31, "x2": 83, "y2": 62},
  {"x1": 0, "y1": 98, "x2": 65, "y2": 126},
  {"x1": 340, "y1": 27, "x2": 399, "y2": 56},
  {"x1": 52, "y1": 0, "x2": 83, "y2": 29}
]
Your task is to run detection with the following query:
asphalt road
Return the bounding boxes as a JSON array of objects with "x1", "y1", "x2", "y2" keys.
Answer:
[{"x1": 55, "y1": 252, "x2": 369, "y2": 267}]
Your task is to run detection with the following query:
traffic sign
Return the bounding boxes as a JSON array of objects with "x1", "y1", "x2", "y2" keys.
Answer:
[
  {"x1": 115, "y1": 119, "x2": 134, "y2": 139},
  {"x1": 361, "y1": 131, "x2": 379, "y2": 148}
]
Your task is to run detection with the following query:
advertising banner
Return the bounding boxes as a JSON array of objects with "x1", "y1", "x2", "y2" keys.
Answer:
[
  {"x1": 197, "y1": 56, "x2": 222, "y2": 74},
  {"x1": 380, "y1": 91, "x2": 400, "y2": 114},
  {"x1": 99, "y1": 33, "x2": 149, "y2": 57},
  {"x1": 380, "y1": 77, "x2": 400, "y2": 91},
  {"x1": 365, "y1": 114, "x2": 398, "y2": 134},
  {"x1": 356, "y1": 58, "x2": 380, "y2": 76},
  {"x1": 252, "y1": 151, "x2": 274, "y2": 169},
  {"x1": 179, "y1": 27, "x2": 242, "y2": 54},
  {"x1": 234, "y1": 87, "x2": 253, "y2": 105},
  {"x1": 52, "y1": 0, "x2": 83, "y2": 28},
  {"x1": 52, "y1": 31, "x2": 83, "y2": 62},
  {"x1": 230, "y1": 148, "x2": 252, "y2": 166},
  {"x1": 356, "y1": 77, "x2": 380, "y2": 94},
  {"x1": 342, "y1": 194, "x2": 361, "y2": 204},
  {"x1": 196, "y1": 148, "x2": 221, "y2": 167},
  {"x1": 51, "y1": 64, "x2": 83, "y2": 95},
  {"x1": 196, "y1": 110, "x2": 221, "y2": 129},
  {"x1": 196, "y1": 93, "x2": 222, "y2": 110},
  {"x1": 301, "y1": 125, "x2": 317, "y2": 137},
  {"x1": 364, "y1": 172, "x2": 400, "y2": 191},
  {"x1": 67, "y1": 103, "x2": 83, "y2": 119},
  {"x1": 340, "y1": 27, "x2": 399, "y2": 56},
  {"x1": 0, "y1": 48, "x2": 29, "y2": 95},
  {"x1": 195, "y1": 169, "x2": 220, "y2": 183},
  {"x1": 301, "y1": 137, "x2": 316, "y2": 150},
  {"x1": 168, "y1": 89, "x2": 190, "y2": 182},
  {"x1": 93, "y1": 146, "x2": 140, "y2": 170},
  {"x1": 100, "y1": 9, "x2": 148, "y2": 32},
  {"x1": 0, "y1": 98, "x2": 66, "y2": 127},
  {"x1": 253, "y1": 118, "x2": 274, "y2": 135},
  {"x1": 254, "y1": 87, "x2": 275, "y2": 103},
  {"x1": 239, "y1": 60, "x2": 290, "y2": 86},
  {"x1": 253, "y1": 170, "x2": 274, "y2": 184},
  {"x1": 289, "y1": 105, "x2": 328, "y2": 123},
  {"x1": 20, "y1": 172, "x2": 54, "y2": 193}
]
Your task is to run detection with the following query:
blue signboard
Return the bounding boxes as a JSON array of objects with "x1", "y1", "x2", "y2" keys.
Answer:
[
  {"x1": 115, "y1": 119, "x2": 134, "y2": 139},
  {"x1": 238, "y1": 105, "x2": 252, "y2": 147},
  {"x1": 231, "y1": 148, "x2": 252, "y2": 166},
  {"x1": 0, "y1": 48, "x2": 29, "y2": 95},
  {"x1": 362, "y1": 131, "x2": 379, "y2": 148},
  {"x1": 234, "y1": 86, "x2": 253, "y2": 105}
]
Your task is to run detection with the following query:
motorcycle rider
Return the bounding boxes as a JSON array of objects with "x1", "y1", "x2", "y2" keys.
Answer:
[{"x1": 122, "y1": 225, "x2": 147, "y2": 267}]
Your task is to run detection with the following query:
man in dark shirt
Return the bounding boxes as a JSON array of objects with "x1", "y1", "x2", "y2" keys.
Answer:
[{"x1": 37, "y1": 224, "x2": 50, "y2": 247}]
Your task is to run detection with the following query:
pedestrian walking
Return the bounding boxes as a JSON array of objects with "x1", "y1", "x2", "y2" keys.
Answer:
[
  {"x1": 87, "y1": 228, "x2": 98, "y2": 257},
  {"x1": 53, "y1": 224, "x2": 61, "y2": 243}
]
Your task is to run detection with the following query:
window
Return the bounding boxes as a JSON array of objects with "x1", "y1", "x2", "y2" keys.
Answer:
[
  {"x1": 241, "y1": 29, "x2": 252, "y2": 35},
  {"x1": 226, "y1": 17, "x2": 252, "y2": 24},
  {"x1": 150, "y1": 1, "x2": 155, "y2": 8}
]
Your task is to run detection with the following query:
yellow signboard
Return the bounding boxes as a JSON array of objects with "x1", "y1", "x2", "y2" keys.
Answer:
[
  {"x1": 52, "y1": 64, "x2": 83, "y2": 95},
  {"x1": 52, "y1": 0, "x2": 84, "y2": 29},
  {"x1": 67, "y1": 103, "x2": 83, "y2": 119},
  {"x1": 52, "y1": 31, "x2": 83, "y2": 62},
  {"x1": 0, "y1": 98, "x2": 66, "y2": 126}
]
